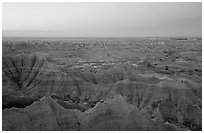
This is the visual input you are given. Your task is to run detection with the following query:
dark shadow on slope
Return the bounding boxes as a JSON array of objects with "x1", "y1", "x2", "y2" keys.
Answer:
[{"x1": 2, "y1": 95, "x2": 36, "y2": 109}]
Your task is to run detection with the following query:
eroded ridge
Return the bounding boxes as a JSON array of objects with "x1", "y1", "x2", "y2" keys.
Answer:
[{"x1": 2, "y1": 53, "x2": 202, "y2": 131}]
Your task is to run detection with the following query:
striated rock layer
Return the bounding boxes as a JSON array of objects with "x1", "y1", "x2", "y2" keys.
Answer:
[
  {"x1": 2, "y1": 54, "x2": 202, "y2": 131},
  {"x1": 3, "y1": 95, "x2": 181, "y2": 131}
]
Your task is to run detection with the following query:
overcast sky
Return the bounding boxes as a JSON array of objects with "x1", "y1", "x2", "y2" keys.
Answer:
[{"x1": 2, "y1": 2, "x2": 202, "y2": 37}]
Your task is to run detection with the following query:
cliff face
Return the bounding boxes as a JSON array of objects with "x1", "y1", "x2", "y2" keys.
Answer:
[{"x1": 2, "y1": 54, "x2": 202, "y2": 131}]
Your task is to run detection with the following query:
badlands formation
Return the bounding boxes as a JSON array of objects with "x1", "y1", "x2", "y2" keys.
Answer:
[{"x1": 2, "y1": 37, "x2": 202, "y2": 130}]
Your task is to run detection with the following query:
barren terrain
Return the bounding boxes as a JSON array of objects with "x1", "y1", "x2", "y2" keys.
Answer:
[{"x1": 2, "y1": 37, "x2": 202, "y2": 131}]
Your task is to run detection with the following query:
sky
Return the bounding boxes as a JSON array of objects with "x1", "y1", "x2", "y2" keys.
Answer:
[{"x1": 2, "y1": 2, "x2": 202, "y2": 37}]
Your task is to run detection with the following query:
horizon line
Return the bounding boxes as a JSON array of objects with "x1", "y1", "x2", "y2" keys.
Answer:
[{"x1": 2, "y1": 36, "x2": 202, "y2": 38}]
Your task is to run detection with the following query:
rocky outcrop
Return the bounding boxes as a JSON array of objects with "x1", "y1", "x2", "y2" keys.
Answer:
[
  {"x1": 2, "y1": 54, "x2": 202, "y2": 131},
  {"x1": 108, "y1": 79, "x2": 202, "y2": 130},
  {"x1": 2, "y1": 54, "x2": 108, "y2": 99},
  {"x1": 80, "y1": 95, "x2": 158, "y2": 131},
  {"x1": 2, "y1": 95, "x2": 160, "y2": 131},
  {"x1": 2, "y1": 96, "x2": 83, "y2": 131}
]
